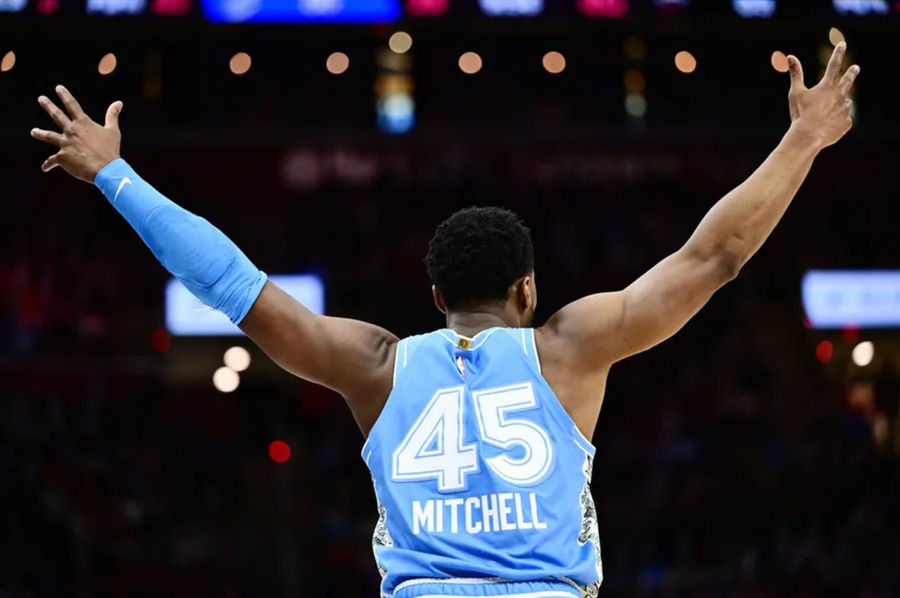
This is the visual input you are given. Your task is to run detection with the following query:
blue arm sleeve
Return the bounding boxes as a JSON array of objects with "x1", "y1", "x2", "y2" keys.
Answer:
[{"x1": 94, "y1": 158, "x2": 267, "y2": 324}]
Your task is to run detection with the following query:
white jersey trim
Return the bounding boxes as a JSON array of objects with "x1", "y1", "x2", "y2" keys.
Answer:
[
  {"x1": 393, "y1": 577, "x2": 580, "y2": 598},
  {"x1": 528, "y1": 328, "x2": 542, "y2": 374},
  {"x1": 437, "y1": 327, "x2": 502, "y2": 351},
  {"x1": 413, "y1": 593, "x2": 575, "y2": 598},
  {"x1": 392, "y1": 339, "x2": 403, "y2": 387},
  {"x1": 396, "y1": 577, "x2": 506, "y2": 590}
]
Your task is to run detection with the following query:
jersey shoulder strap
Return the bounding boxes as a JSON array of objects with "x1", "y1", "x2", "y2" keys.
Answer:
[
  {"x1": 391, "y1": 332, "x2": 431, "y2": 386},
  {"x1": 496, "y1": 327, "x2": 542, "y2": 373}
]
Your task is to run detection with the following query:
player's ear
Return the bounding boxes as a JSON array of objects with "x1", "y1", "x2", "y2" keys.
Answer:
[
  {"x1": 515, "y1": 275, "x2": 533, "y2": 311},
  {"x1": 527, "y1": 271, "x2": 537, "y2": 312},
  {"x1": 432, "y1": 285, "x2": 448, "y2": 314}
]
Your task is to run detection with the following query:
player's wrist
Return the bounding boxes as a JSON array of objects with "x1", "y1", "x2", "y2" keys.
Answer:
[
  {"x1": 90, "y1": 155, "x2": 120, "y2": 182},
  {"x1": 783, "y1": 122, "x2": 826, "y2": 154},
  {"x1": 93, "y1": 157, "x2": 129, "y2": 188}
]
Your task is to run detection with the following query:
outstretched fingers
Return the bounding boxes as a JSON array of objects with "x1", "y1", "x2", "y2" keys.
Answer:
[
  {"x1": 41, "y1": 153, "x2": 61, "y2": 173},
  {"x1": 787, "y1": 55, "x2": 805, "y2": 92},
  {"x1": 30, "y1": 127, "x2": 64, "y2": 147},
  {"x1": 824, "y1": 41, "x2": 846, "y2": 85},
  {"x1": 839, "y1": 64, "x2": 860, "y2": 94},
  {"x1": 104, "y1": 101, "x2": 123, "y2": 129},
  {"x1": 55, "y1": 85, "x2": 86, "y2": 121},
  {"x1": 38, "y1": 95, "x2": 71, "y2": 129}
]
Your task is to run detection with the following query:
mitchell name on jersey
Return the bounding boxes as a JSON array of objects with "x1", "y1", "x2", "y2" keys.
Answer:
[{"x1": 411, "y1": 491, "x2": 548, "y2": 535}]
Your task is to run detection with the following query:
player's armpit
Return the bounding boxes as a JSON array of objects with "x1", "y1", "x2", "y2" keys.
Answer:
[
  {"x1": 540, "y1": 246, "x2": 734, "y2": 371},
  {"x1": 239, "y1": 281, "x2": 398, "y2": 434}
]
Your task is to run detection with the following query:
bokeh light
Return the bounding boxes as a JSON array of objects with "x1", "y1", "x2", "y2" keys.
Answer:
[
  {"x1": 224, "y1": 346, "x2": 251, "y2": 372},
  {"x1": 674, "y1": 50, "x2": 697, "y2": 73},
  {"x1": 326, "y1": 51, "x2": 350, "y2": 75},
  {"x1": 542, "y1": 51, "x2": 566, "y2": 74},
  {"x1": 770, "y1": 50, "x2": 789, "y2": 73},
  {"x1": 829, "y1": 27, "x2": 845, "y2": 46},
  {"x1": 151, "y1": 328, "x2": 171, "y2": 353},
  {"x1": 36, "y1": 0, "x2": 60, "y2": 14},
  {"x1": 388, "y1": 31, "x2": 413, "y2": 54},
  {"x1": 624, "y1": 93, "x2": 647, "y2": 118},
  {"x1": 213, "y1": 366, "x2": 240, "y2": 392},
  {"x1": 815, "y1": 340, "x2": 834, "y2": 363},
  {"x1": 842, "y1": 325, "x2": 861, "y2": 343},
  {"x1": 458, "y1": 51, "x2": 482, "y2": 75},
  {"x1": 229, "y1": 52, "x2": 251, "y2": 75},
  {"x1": 1, "y1": 51, "x2": 15, "y2": 72},
  {"x1": 623, "y1": 68, "x2": 646, "y2": 92},
  {"x1": 268, "y1": 440, "x2": 291, "y2": 463},
  {"x1": 98, "y1": 53, "x2": 117, "y2": 76},
  {"x1": 852, "y1": 341, "x2": 874, "y2": 367},
  {"x1": 623, "y1": 36, "x2": 647, "y2": 60}
]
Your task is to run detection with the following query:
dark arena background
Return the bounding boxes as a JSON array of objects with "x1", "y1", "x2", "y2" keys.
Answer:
[{"x1": 2, "y1": 1, "x2": 900, "y2": 596}]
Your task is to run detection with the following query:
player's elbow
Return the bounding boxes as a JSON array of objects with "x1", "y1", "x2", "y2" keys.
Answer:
[
  {"x1": 711, "y1": 249, "x2": 743, "y2": 283},
  {"x1": 683, "y1": 243, "x2": 743, "y2": 284}
]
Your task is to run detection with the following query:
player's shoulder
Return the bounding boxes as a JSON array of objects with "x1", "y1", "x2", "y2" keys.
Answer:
[
  {"x1": 535, "y1": 313, "x2": 614, "y2": 383},
  {"x1": 538, "y1": 293, "x2": 625, "y2": 368},
  {"x1": 391, "y1": 329, "x2": 447, "y2": 374}
]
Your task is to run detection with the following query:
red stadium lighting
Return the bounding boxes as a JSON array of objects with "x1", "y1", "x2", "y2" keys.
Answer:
[
  {"x1": 842, "y1": 325, "x2": 860, "y2": 343},
  {"x1": 815, "y1": 340, "x2": 833, "y2": 363},
  {"x1": 269, "y1": 440, "x2": 291, "y2": 463},
  {"x1": 577, "y1": 0, "x2": 628, "y2": 17},
  {"x1": 36, "y1": 0, "x2": 59, "y2": 15},
  {"x1": 151, "y1": 0, "x2": 192, "y2": 16},
  {"x1": 653, "y1": 0, "x2": 688, "y2": 15},
  {"x1": 406, "y1": 0, "x2": 447, "y2": 16},
  {"x1": 151, "y1": 328, "x2": 171, "y2": 353}
]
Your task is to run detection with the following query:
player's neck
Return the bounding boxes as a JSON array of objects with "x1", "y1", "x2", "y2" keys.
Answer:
[{"x1": 446, "y1": 306, "x2": 519, "y2": 338}]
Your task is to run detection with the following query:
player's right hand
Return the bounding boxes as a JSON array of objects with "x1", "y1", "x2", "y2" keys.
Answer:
[
  {"x1": 785, "y1": 41, "x2": 859, "y2": 150},
  {"x1": 30, "y1": 85, "x2": 123, "y2": 183}
]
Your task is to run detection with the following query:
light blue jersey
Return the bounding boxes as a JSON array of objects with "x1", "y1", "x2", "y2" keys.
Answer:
[{"x1": 362, "y1": 327, "x2": 602, "y2": 598}]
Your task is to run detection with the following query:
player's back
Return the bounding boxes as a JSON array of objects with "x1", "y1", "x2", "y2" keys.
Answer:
[{"x1": 362, "y1": 327, "x2": 602, "y2": 598}]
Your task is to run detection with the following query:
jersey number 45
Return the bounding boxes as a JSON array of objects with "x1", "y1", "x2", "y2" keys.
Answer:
[{"x1": 391, "y1": 382, "x2": 553, "y2": 492}]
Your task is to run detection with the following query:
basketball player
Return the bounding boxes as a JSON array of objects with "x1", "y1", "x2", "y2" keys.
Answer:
[{"x1": 31, "y1": 44, "x2": 858, "y2": 598}]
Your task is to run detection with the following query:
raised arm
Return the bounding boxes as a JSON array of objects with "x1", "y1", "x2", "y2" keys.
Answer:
[
  {"x1": 541, "y1": 43, "x2": 859, "y2": 370},
  {"x1": 31, "y1": 86, "x2": 397, "y2": 433},
  {"x1": 239, "y1": 283, "x2": 397, "y2": 431}
]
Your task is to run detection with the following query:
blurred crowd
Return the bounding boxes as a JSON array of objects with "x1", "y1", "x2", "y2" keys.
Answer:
[{"x1": 2, "y1": 138, "x2": 899, "y2": 597}]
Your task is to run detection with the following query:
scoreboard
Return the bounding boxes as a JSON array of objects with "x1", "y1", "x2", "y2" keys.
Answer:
[{"x1": 0, "y1": 0, "x2": 897, "y2": 22}]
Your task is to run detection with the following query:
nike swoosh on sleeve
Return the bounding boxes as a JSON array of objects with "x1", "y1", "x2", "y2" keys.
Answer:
[{"x1": 113, "y1": 177, "x2": 132, "y2": 202}]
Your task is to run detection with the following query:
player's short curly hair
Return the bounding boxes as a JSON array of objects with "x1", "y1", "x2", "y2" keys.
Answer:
[{"x1": 425, "y1": 206, "x2": 534, "y2": 310}]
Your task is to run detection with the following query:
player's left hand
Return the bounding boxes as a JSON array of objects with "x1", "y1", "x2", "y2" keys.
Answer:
[
  {"x1": 30, "y1": 85, "x2": 123, "y2": 183},
  {"x1": 785, "y1": 41, "x2": 859, "y2": 150}
]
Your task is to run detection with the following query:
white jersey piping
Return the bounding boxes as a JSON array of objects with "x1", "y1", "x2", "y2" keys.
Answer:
[
  {"x1": 412, "y1": 592, "x2": 575, "y2": 598},
  {"x1": 393, "y1": 577, "x2": 580, "y2": 598}
]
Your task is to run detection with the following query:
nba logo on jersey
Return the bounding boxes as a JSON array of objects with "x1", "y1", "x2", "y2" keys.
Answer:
[{"x1": 361, "y1": 327, "x2": 602, "y2": 598}]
